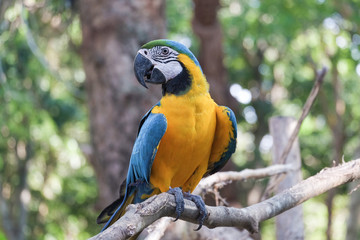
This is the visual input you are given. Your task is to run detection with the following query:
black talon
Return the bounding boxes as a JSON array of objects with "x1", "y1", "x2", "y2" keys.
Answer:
[
  {"x1": 167, "y1": 187, "x2": 185, "y2": 221},
  {"x1": 184, "y1": 191, "x2": 208, "y2": 230}
]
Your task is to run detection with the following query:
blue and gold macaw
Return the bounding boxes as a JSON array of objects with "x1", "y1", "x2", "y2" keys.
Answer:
[{"x1": 97, "y1": 39, "x2": 237, "y2": 232}]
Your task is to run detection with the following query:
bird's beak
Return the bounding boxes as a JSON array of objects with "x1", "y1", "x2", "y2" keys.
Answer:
[{"x1": 134, "y1": 53, "x2": 166, "y2": 88}]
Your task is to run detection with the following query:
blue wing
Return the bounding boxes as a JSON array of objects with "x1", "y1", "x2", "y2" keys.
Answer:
[
  {"x1": 101, "y1": 103, "x2": 167, "y2": 231},
  {"x1": 127, "y1": 107, "x2": 167, "y2": 186}
]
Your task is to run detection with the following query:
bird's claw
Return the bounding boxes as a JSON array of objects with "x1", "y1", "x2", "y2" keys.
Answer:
[
  {"x1": 184, "y1": 191, "x2": 208, "y2": 230},
  {"x1": 167, "y1": 187, "x2": 184, "y2": 221},
  {"x1": 167, "y1": 187, "x2": 208, "y2": 230}
]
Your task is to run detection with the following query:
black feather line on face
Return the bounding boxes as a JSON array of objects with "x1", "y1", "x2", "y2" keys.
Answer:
[{"x1": 162, "y1": 62, "x2": 192, "y2": 96}]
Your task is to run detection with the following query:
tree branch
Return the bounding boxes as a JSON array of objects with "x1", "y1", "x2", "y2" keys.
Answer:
[
  {"x1": 89, "y1": 158, "x2": 360, "y2": 240},
  {"x1": 193, "y1": 163, "x2": 297, "y2": 195},
  {"x1": 278, "y1": 67, "x2": 327, "y2": 165}
]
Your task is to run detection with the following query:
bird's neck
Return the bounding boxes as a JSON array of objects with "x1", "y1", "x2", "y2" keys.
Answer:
[{"x1": 162, "y1": 54, "x2": 209, "y2": 98}]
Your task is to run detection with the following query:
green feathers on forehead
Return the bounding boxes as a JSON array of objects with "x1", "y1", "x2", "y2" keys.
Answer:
[{"x1": 141, "y1": 39, "x2": 201, "y2": 67}]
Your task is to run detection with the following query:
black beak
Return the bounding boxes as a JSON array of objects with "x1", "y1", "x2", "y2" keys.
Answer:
[{"x1": 134, "y1": 53, "x2": 166, "y2": 88}]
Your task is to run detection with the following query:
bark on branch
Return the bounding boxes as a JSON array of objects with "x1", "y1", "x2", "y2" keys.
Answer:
[
  {"x1": 89, "y1": 159, "x2": 360, "y2": 240},
  {"x1": 193, "y1": 163, "x2": 297, "y2": 195}
]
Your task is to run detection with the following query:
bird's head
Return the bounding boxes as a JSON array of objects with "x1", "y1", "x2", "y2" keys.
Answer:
[{"x1": 133, "y1": 39, "x2": 207, "y2": 96}]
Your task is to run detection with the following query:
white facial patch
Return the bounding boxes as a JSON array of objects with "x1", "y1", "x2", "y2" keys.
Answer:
[{"x1": 154, "y1": 61, "x2": 182, "y2": 81}]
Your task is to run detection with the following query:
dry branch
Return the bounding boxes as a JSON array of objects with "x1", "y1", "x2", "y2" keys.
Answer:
[
  {"x1": 89, "y1": 158, "x2": 360, "y2": 240},
  {"x1": 278, "y1": 67, "x2": 327, "y2": 166},
  {"x1": 263, "y1": 67, "x2": 328, "y2": 197},
  {"x1": 193, "y1": 163, "x2": 297, "y2": 195},
  {"x1": 143, "y1": 217, "x2": 172, "y2": 240}
]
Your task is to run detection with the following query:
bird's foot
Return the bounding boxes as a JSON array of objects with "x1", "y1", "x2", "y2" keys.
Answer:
[
  {"x1": 184, "y1": 191, "x2": 208, "y2": 230},
  {"x1": 167, "y1": 187, "x2": 185, "y2": 221},
  {"x1": 167, "y1": 187, "x2": 208, "y2": 230}
]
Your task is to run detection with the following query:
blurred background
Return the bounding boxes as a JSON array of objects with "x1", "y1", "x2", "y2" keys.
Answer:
[{"x1": 0, "y1": 0, "x2": 359, "y2": 239}]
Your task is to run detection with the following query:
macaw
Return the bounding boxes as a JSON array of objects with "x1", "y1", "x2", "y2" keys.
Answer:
[{"x1": 97, "y1": 39, "x2": 237, "y2": 232}]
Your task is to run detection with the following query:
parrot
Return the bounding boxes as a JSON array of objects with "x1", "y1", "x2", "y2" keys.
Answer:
[{"x1": 97, "y1": 39, "x2": 237, "y2": 233}]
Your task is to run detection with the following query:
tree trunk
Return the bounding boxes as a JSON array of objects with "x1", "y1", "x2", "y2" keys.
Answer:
[
  {"x1": 269, "y1": 116, "x2": 304, "y2": 240},
  {"x1": 78, "y1": 0, "x2": 165, "y2": 209},
  {"x1": 346, "y1": 180, "x2": 360, "y2": 240},
  {"x1": 192, "y1": 0, "x2": 238, "y2": 113},
  {"x1": 325, "y1": 63, "x2": 345, "y2": 240},
  {"x1": 346, "y1": 147, "x2": 360, "y2": 240}
]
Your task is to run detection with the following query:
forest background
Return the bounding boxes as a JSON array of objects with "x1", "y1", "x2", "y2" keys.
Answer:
[{"x1": 0, "y1": 0, "x2": 360, "y2": 239}]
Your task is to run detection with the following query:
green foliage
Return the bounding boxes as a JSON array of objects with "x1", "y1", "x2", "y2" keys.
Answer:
[
  {"x1": 0, "y1": 1, "x2": 97, "y2": 239},
  {"x1": 217, "y1": 0, "x2": 360, "y2": 173},
  {"x1": 0, "y1": 231, "x2": 6, "y2": 240}
]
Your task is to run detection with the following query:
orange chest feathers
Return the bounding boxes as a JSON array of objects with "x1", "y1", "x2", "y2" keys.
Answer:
[{"x1": 149, "y1": 94, "x2": 217, "y2": 192}]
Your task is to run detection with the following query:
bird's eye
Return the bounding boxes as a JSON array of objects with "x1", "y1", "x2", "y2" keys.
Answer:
[{"x1": 161, "y1": 48, "x2": 169, "y2": 55}]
